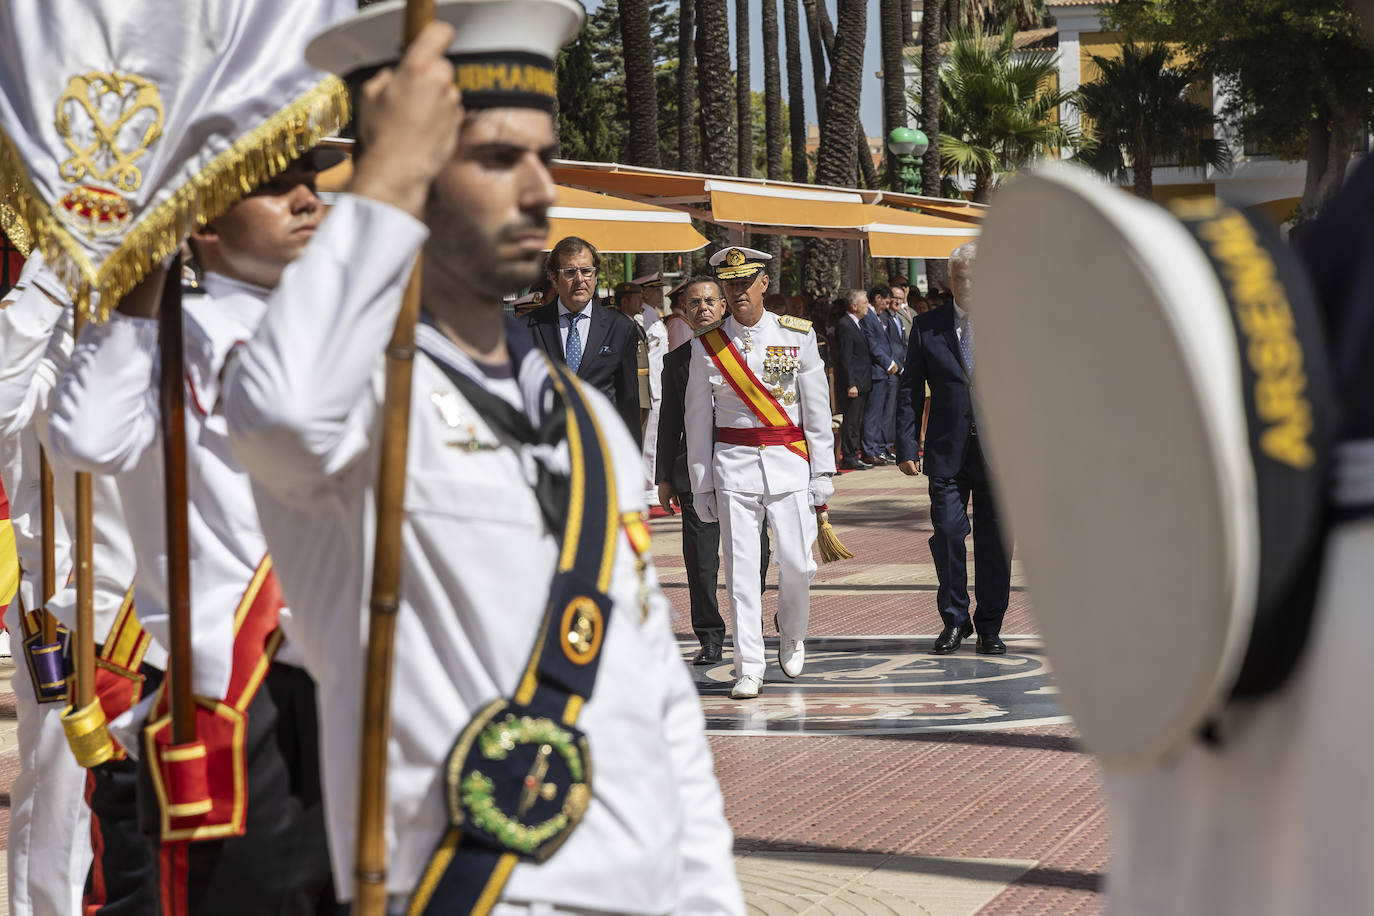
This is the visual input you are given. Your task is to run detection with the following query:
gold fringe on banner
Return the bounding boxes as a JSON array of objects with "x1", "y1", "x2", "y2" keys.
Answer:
[
  {"x1": 0, "y1": 201, "x2": 32, "y2": 257},
  {"x1": 0, "y1": 76, "x2": 350, "y2": 322}
]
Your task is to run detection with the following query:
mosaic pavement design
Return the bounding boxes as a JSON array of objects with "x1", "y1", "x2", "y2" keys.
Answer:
[{"x1": 687, "y1": 636, "x2": 1067, "y2": 736}]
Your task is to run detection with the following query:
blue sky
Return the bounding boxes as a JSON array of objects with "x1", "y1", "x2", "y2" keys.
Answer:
[{"x1": 584, "y1": 0, "x2": 892, "y2": 141}]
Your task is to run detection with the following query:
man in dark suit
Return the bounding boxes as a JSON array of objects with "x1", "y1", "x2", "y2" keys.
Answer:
[
  {"x1": 527, "y1": 236, "x2": 642, "y2": 443},
  {"x1": 860, "y1": 284, "x2": 900, "y2": 465},
  {"x1": 896, "y1": 242, "x2": 1011, "y2": 655},
  {"x1": 656, "y1": 276, "x2": 770, "y2": 665},
  {"x1": 832, "y1": 289, "x2": 874, "y2": 471}
]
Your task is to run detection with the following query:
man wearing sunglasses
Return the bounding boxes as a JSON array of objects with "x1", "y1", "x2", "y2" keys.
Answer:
[{"x1": 527, "y1": 236, "x2": 643, "y2": 443}]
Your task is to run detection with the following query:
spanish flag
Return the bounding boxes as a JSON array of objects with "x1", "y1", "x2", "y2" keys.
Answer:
[{"x1": 0, "y1": 472, "x2": 16, "y2": 613}]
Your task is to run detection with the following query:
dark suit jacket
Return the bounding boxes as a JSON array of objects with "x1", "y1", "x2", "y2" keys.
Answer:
[
  {"x1": 833, "y1": 315, "x2": 873, "y2": 395},
  {"x1": 655, "y1": 341, "x2": 693, "y2": 495},
  {"x1": 881, "y1": 310, "x2": 906, "y2": 372},
  {"x1": 859, "y1": 311, "x2": 896, "y2": 382},
  {"x1": 896, "y1": 305, "x2": 975, "y2": 477},
  {"x1": 527, "y1": 298, "x2": 642, "y2": 444}
]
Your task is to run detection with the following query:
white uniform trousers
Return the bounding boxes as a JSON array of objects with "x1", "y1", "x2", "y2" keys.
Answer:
[
  {"x1": 718, "y1": 488, "x2": 817, "y2": 679},
  {"x1": 5, "y1": 604, "x2": 91, "y2": 916},
  {"x1": 641, "y1": 399, "x2": 661, "y2": 504}
]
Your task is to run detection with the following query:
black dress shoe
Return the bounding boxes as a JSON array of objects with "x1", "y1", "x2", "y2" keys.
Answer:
[
  {"x1": 881, "y1": 449, "x2": 897, "y2": 461},
  {"x1": 932, "y1": 623, "x2": 974, "y2": 654},
  {"x1": 839, "y1": 457, "x2": 872, "y2": 471},
  {"x1": 975, "y1": 635, "x2": 1006, "y2": 655},
  {"x1": 862, "y1": 453, "x2": 889, "y2": 466},
  {"x1": 693, "y1": 643, "x2": 723, "y2": 665}
]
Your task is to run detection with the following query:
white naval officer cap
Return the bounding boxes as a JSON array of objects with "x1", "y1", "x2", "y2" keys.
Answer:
[
  {"x1": 710, "y1": 245, "x2": 771, "y2": 282},
  {"x1": 972, "y1": 163, "x2": 1338, "y2": 767},
  {"x1": 306, "y1": 0, "x2": 586, "y2": 113}
]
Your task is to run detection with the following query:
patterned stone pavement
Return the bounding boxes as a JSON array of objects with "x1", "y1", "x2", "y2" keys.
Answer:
[
  {"x1": 655, "y1": 465, "x2": 1106, "y2": 914},
  {"x1": 0, "y1": 464, "x2": 1106, "y2": 914}
]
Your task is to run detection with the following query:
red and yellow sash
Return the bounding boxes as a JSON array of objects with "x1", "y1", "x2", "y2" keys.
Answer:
[
  {"x1": 0, "y1": 473, "x2": 16, "y2": 613},
  {"x1": 698, "y1": 325, "x2": 810, "y2": 461},
  {"x1": 91, "y1": 588, "x2": 154, "y2": 760},
  {"x1": 143, "y1": 555, "x2": 284, "y2": 843}
]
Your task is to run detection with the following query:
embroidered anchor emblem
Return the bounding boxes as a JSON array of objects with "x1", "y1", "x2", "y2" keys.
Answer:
[{"x1": 517, "y1": 743, "x2": 559, "y2": 817}]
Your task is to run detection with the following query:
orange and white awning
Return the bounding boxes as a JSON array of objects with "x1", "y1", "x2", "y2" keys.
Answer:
[
  {"x1": 865, "y1": 207, "x2": 981, "y2": 259},
  {"x1": 547, "y1": 186, "x2": 706, "y2": 253},
  {"x1": 704, "y1": 180, "x2": 872, "y2": 230}
]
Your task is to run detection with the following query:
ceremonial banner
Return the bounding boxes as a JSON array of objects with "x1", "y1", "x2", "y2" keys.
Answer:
[{"x1": 0, "y1": 0, "x2": 354, "y2": 319}]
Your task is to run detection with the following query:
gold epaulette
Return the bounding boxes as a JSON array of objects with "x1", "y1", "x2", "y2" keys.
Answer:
[
  {"x1": 778, "y1": 315, "x2": 813, "y2": 334},
  {"x1": 694, "y1": 319, "x2": 724, "y2": 337}
]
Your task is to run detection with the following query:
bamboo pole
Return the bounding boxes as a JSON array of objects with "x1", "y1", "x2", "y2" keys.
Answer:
[
  {"x1": 72, "y1": 308, "x2": 94, "y2": 711},
  {"x1": 353, "y1": 3, "x2": 433, "y2": 911},
  {"x1": 157, "y1": 258, "x2": 195, "y2": 746}
]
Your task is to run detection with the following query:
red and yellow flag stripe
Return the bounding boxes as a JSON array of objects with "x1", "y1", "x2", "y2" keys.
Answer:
[
  {"x1": 0, "y1": 472, "x2": 16, "y2": 614},
  {"x1": 699, "y1": 326, "x2": 809, "y2": 461}
]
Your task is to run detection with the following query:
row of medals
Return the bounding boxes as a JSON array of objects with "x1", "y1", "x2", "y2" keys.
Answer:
[{"x1": 762, "y1": 345, "x2": 800, "y2": 405}]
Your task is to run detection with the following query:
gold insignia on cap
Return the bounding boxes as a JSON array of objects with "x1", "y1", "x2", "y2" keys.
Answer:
[{"x1": 726, "y1": 248, "x2": 746, "y2": 267}]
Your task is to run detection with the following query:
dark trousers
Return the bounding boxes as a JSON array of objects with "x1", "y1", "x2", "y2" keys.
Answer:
[
  {"x1": 862, "y1": 375, "x2": 895, "y2": 456},
  {"x1": 678, "y1": 489, "x2": 771, "y2": 649},
  {"x1": 86, "y1": 664, "x2": 165, "y2": 916},
  {"x1": 839, "y1": 388, "x2": 869, "y2": 460},
  {"x1": 137, "y1": 662, "x2": 337, "y2": 916},
  {"x1": 927, "y1": 435, "x2": 1011, "y2": 636},
  {"x1": 881, "y1": 372, "x2": 899, "y2": 448}
]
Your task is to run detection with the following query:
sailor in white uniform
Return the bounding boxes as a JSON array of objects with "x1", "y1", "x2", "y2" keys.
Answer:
[
  {"x1": 632, "y1": 272, "x2": 670, "y2": 505},
  {"x1": 0, "y1": 257, "x2": 100, "y2": 916},
  {"x1": 47, "y1": 159, "x2": 336, "y2": 913},
  {"x1": 684, "y1": 245, "x2": 836, "y2": 699},
  {"x1": 222, "y1": 8, "x2": 743, "y2": 914}
]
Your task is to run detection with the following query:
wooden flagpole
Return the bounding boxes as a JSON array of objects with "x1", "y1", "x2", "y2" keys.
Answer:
[
  {"x1": 158, "y1": 257, "x2": 195, "y2": 746},
  {"x1": 353, "y1": 2, "x2": 433, "y2": 911},
  {"x1": 72, "y1": 309, "x2": 95, "y2": 715},
  {"x1": 38, "y1": 450, "x2": 57, "y2": 643}
]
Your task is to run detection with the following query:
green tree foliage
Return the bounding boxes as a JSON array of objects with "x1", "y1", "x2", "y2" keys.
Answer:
[
  {"x1": 926, "y1": 25, "x2": 1080, "y2": 202},
  {"x1": 558, "y1": 0, "x2": 683, "y2": 167},
  {"x1": 1075, "y1": 42, "x2": 1231, "y2": 200},
  {"x1": 1108, "y1": 0, "x2": 1374, "y2": 219}
]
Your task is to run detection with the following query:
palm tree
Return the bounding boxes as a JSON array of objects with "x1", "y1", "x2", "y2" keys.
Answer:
[
  {"x1": 945, "y1": 0, "x2": 1046, "y2": 33},
  {"x1": 678, "y1": 0, "x2": 697, "y2": 172},
  {"x1": 618, "y1": 0, "x2": 662, "y2": 275},
  {"x1": 918, "y1": 0, "x2": 942, "y2": 196},
  {"x1": 1075, "y1": 42, "x2": 1231, "y2": 200},
  {"x1": 801, "y1": 0, "x2": 828, "y2": 117},
  {"x1": 880, "y1": 0, "x2": 909, "y2": 186},
  {"x1": 735, "y1": 0, "x2": 754, "y2": 178},
  {"x1": 784, "y1": 0, "x2": 808, "y2": 184},
  {"x1": 932, "y1": 25, "x2": 1080, "y2": 202},
  {"x1": 804, "y1": 0, "x2": 868, "y2": 297},
  {"x1": 762, "y1": 0, "x2": 785, "y2": 288},
  {"x1": 696, "y1": 0, "x2": 736, "y2": 247}
]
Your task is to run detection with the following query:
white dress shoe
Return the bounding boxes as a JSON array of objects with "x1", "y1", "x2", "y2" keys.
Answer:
[
  {"x1": 778, "y1": 637, "x2": 805, "y2": 678},
  {"x1": 730, "y1": 675, "x2": 763, "y2": 699}
]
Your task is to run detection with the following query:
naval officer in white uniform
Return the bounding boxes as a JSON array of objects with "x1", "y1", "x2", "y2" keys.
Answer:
[
  {"x1": 684, "y1": 246, "x2": 836, "y2": 699},
  {"x1": 223, "y1": 7, "x2": 743, "y2": 914}
]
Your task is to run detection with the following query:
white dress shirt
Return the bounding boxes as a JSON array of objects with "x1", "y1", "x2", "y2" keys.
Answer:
[
  {"x1": 223, "y1": 195, "x2": 743, "y2": 912},
  {"x1": 48, "y1": 272, "x2": 303, "y2": 699}
]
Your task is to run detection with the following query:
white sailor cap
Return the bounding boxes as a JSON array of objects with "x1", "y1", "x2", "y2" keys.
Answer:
[
  {"x1": 710, "y1": 245, "x2": 771, "y2": 282},
  {"x1": 974, "y1": 164, "x2": 1338, "y2": 767},
  {"x1": 632, "y1": 271, "x2": 666, "y2": 288},
  {"x1": 306, "y1": 0, "x2": 586, "y2": 113},
  {"x1": 511, "y1": 290, "x2": 544, "y2": 307}
]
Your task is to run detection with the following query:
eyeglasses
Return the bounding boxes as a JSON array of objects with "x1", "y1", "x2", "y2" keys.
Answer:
[
  {"x1": 556, "y1": 266, "x2": 598, "y2": 280},
  {"x1": 685, "y1": 297, "x2": 725, "y2": 308}
]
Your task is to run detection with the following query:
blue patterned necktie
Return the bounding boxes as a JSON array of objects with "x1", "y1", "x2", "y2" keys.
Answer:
[
  {"x1": 564, "y1": 311, "x2": 585, "y2": 373},
  {"x1": 959, "y1": 312, "x2": 975, "y2": 376}
]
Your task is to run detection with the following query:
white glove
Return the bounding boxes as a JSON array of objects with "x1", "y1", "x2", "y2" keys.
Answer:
[
  {"x1": 693, "y1": 491, "x2": 718, "y2": 523},
  {"x1": 808, "y1": 475, "x2": 834, "y2": 508}
]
